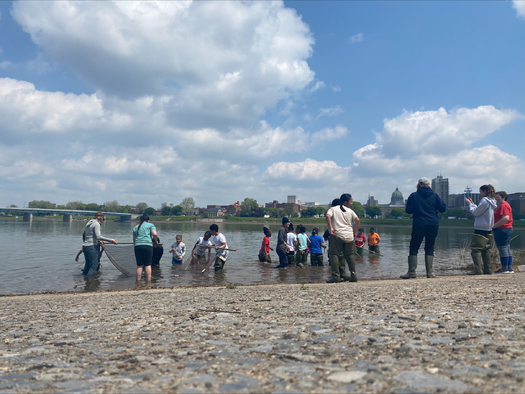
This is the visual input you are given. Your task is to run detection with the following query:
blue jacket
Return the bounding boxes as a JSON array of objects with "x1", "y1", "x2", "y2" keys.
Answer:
[{"x1": 405, "y1": 187, "x2": 446, "y2": 226}]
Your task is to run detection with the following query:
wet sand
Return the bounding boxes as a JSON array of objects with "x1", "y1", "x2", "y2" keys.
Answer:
[{"x1": 1, "y1": 274, "x2": 524, "y2": 393}]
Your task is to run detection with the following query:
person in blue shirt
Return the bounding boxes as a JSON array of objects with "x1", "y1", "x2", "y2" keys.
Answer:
[
  {"x1": 133, "y1": 213, "x2": 158, "y2": 289},
  {"x1": 401, "y1": 177, "x2": 446, "y2": 279},
  {"x1": 309, "y1": 227, "x2": 326, "y2": 266}
]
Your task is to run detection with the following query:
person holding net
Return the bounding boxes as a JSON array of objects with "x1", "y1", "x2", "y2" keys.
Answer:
[
  {"x1": 82, "y1": 212, "x2": 117, "y2": 276},
  {"x1": 190, "y1": 231, "x2": 212, "y2": 265},
  {"x1": 133, "y1": 213, "x2": 158, "y2": 289}
]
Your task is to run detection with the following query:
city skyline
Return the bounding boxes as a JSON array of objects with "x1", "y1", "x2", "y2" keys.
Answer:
[{"x1": 0, "y1": 1, "x2": 524, "y2": 208}]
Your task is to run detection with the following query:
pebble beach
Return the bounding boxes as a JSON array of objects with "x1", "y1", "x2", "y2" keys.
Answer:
[{"x1": 1, "y1": 274, "x2": 525, "y2": 394}]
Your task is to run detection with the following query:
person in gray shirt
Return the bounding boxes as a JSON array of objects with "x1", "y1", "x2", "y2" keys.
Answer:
[{"x1": 82, "y1": 211, "x2": 117, "y2": 276}]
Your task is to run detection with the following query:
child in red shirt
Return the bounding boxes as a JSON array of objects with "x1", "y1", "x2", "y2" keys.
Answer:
[
  {"x1": 258, "y1": 227, "x2": 274, "y2": 263},
  {"x1": 355, "y1": 228, "x2": 366, "y2": 255}
]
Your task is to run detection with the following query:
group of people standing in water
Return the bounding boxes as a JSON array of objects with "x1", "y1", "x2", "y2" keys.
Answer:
[{"x1": 80, "y1": 177, "x2": 515, "y2": 287}]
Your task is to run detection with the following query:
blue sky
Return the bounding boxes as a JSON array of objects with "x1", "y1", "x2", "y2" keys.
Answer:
[{"x1": 0, "y1": 0, "x2": 524, "y2": 208}]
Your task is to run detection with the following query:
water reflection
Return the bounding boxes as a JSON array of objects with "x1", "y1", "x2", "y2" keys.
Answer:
[{"x1": 1, "y1": 220, "x2": 524, "y2": 294}]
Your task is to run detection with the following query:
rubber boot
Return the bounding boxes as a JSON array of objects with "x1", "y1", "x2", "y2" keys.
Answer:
[
  {"x1": 425, "y1": 255, "x2": 435, "y2": 278},
  {"x1": 339, "y1": 255, "x2": 352, "y2": 281},
  {"x1": 400, "y1": 255, "x2": 417, "y2": 279},
  {"x1": 468, "y1": 253, "x2": 483, "y2": 275},
  {"x1": 326, "y1": 255, "x2": 341, "y2": 283},
  {"x1": 346, "y1": 253, "x2": 358, "y2": 282}
]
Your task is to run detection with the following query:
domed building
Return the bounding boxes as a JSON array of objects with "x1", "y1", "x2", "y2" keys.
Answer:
[{"x1": 389, "y1": 187, "x2": 405, "y2": 206}]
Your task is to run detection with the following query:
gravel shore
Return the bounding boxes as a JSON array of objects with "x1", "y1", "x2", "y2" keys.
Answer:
[{"x1": 1, "y1": 274, "x2": 524, "y2": 393}]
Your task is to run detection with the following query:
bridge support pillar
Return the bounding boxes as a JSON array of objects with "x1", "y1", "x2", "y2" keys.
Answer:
[
  {"x1": 63, "y1": 214, "x2": 73, "y2": 222},
  {"x1": 23, "y1": 213, "x2": 33, "y2": 222},
  {"x1": 118, "y1": 215, "x2": 130, "y2": 222}
]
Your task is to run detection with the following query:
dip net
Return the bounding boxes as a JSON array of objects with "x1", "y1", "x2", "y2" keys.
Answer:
[{"x1": 101, "y1": 244, "x2": 136, "y2": 277}]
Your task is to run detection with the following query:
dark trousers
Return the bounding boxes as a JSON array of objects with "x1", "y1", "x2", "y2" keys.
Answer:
[
  {"x1": 409, "y1": 225, "x2": 439, "y2": 256},
  {"x1": 276, "y1": 246, "x2": 288, "y2": 267},
  {"x1": 82, "y1": 245, "x2": 99, "y2": 276}
]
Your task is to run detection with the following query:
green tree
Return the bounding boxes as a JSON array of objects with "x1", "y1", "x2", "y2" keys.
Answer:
[
  {"x1": 9, "y1": 204, "x2": 17, "y2": 208},
  {"x1": 161, "y1": 206, "x2": 173, "y2": 216},
  {"x1": 66, "y1": 201, "x2": 87, "y2": 210},
  {"x1": 85, "y1": 203, "x2": 100, "y2": 211},
  {"x1": 120, "y1": 205, "x2": 131, "y2": 213},
  {"x1": 389, "y1": 207, "x2": 405, "y2": 218},
  {"x1": 267, "y1": 208, "x2": 279, "y2": 218},
  {"x1": 283, "y1": 203, "x2": 295, "y2": 217},
  {"x1": 202, "y1": 211, "x2": 209, "y2": 218},
  {"x1": 315, "y1": 206, "x2": 327, "y2": 216},
  {"x1": 28, "y1": 200, "x2": 56, "y2": 209},
  {"x1": 145, "y1": 207, "x2": 155, "y2": 216},
  {"x1": 104, "y1": 200, "x2": 120, "y2": 212},
  {"x1": 352, "y1": 201, "x2": 364, "y2": 217},
  {"x1": 136, "y1": 202, "x2": 148, "y2": 214},
  {"x1": 172, "y1": 205, "x2": 183, "y2": 216},
  {"x1": 447, "y1": 208, "x2": 466, "y2": 218},
  {"x1": 180, "y1": 197, "x2": 195, "y2": 215},
  {"x1": 240, "y1": 197, "x2": 259, "y2": 217},
  {"x1": 301, "y1": 207, "x2": 318, "y2": 218},
  {"x1": 57, "y1": 205, "x2": 66, "y2": 209},
  {"x1": 366, "y1": 206, "x2": 382, "y2": 218}
]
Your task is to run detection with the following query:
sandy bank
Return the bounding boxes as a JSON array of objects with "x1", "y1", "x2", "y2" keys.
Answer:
[{"x1": 1, "y1": 274, "x2": 524, "y2": 393}]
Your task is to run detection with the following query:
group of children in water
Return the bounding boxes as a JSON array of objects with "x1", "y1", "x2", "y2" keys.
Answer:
[{"x1": 258, "y1": 220, "x2": 381, "y2": 270}]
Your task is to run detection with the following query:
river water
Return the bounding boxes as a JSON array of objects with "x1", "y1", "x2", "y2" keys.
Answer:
[{"x1": 1, "y1": 220, "x2": 523, "y2": 295}]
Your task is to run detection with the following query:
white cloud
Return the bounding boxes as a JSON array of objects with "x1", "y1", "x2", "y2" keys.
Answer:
[
  {"x1": 310, "y1": 81, "x2": 326, "y2": 93},
  {"x1": 312, "y1": 125, "x2": 349, "y2": 141},
  {"x1": 331, "y1": 84, "x2": 342, "y2": 93},
  {"x1": 264, "y1": 158, "x2": 351, "y2": 181},
  {"x1": 12, "y1": 0, "x2": 315, "y2": 128},
  {"x1": 512, "y1": 0, "x2": 525, "y2": 18},
  {"x1": 351, "y1": 106, "x2": 525, "y2": 201},
  {"x1": 0, "y1": 61, "x2": 11, "y2": 69},
  {"x1": 348, "y1": 32, "x2": 364, "y2": 44},
  {"x1": 316, "y1": 105, "x2": 344, "y2": 119},
  {"x1": 374, "y1": 106, "x2": 520, "y2": 158}
]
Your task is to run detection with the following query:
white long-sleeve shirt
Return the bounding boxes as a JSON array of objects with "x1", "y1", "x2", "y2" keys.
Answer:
[
  {"x1": 469, "y1": 197, "x2": 497, "y2": 231},
  {"x1": 171, "y1": 242, "x2": 186, "y2": 259}
]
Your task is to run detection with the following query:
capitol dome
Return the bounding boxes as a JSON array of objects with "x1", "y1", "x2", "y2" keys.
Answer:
[{"x1": 390, "y1": 187, "x2": 404, "y2": 206}]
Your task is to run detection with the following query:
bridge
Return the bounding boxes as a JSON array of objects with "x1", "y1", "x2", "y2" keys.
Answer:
[{"x1": 0, "y1": 207, "x2": 137, "y2": 222}]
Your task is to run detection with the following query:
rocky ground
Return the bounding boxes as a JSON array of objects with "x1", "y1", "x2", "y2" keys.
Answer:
[{"x1": 1, "y1": 274, "x2": 525, "y2": 394}]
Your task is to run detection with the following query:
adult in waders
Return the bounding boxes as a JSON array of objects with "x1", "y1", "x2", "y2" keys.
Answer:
[
  {"x1": 82, "y1": 212, "x2": 117, "y2": 276},
  {"x1": 493, "y1": 191, "x2": 514, "y2": 274},
  {"x1": 275, "y1": 218, "x2": 290, "y2": 268},
  {"x1": 325, "y1": 193, "x2": 360, "y2": 283},
  {"x1": 210, "y1": 224, "x2": 229, "y2": 271},
  {"x1": 466, "y1": 184, "x2": 497, "y2": 275},
  {"x1": 401, "y1": 177, "x2": 446, "y2": 279},
  {"x1": 133, "y1": 213, "x2": 158, "y2": 289}
]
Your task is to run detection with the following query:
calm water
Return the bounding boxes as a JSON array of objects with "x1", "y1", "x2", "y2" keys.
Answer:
[{"x1": 1, "y1": 220, "x2": 523, "y2": 295}]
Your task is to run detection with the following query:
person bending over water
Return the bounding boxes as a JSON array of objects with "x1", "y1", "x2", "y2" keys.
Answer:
[
  {"x1": 210, "y1": 224, "x2": 229, "y2": 271},
  {"x1": 82, "y1": 212, "x2": 117, "y2": 276},
  {"x1": 191, "y1": 231, "x2": 212, "y2": 265}
]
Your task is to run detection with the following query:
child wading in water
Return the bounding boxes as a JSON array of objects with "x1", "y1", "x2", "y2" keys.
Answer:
[
  {"x1": 190, "y1": 231, "x2": 212, "y2": 265},
  {"x1": 210, "y1": 224, "x2": 229, "y2": 271},
  {"x1": 309, "y1": 227, "x2": 326, "y2": 266},
  {"x1": 286, "y1": 223, "x2": 298, "y2": 266},
  {"x1": 170, "y1": 235, "x2": 186, "y2": 264},
  {"x1": 368, "y1": 228, "x2": 381, "y2": 254},
  {"x1": 355, "y1": 229, "x2": 366, "y2": 256},
  {"x1": 258, "y1": 227, "x2": 273, "y2": 263},
  {"x1": 296, "y1": 225, "x2": 309, "y2": 269}
]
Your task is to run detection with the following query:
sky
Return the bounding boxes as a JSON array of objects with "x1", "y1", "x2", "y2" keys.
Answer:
[{"x1": 0, "y1": 0, "x2": 524, "y2": 209}]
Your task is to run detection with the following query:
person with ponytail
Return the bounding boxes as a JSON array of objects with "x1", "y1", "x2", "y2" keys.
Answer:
[
  {"x1": 493, "y1": 191, "x2": 514, "y2": 274},
  {"x1": 133, "y1": 213, "x2": 158, "y2": 289},
  {"x1": 325, "y1": 193, "x2": 360, "y2": 283},
  {"x1": 258, "y1": 227, "x2": 273, "y2": 263},
  {"x1": 466, "y1": 184, "x2": 497, "y2": 275}
]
